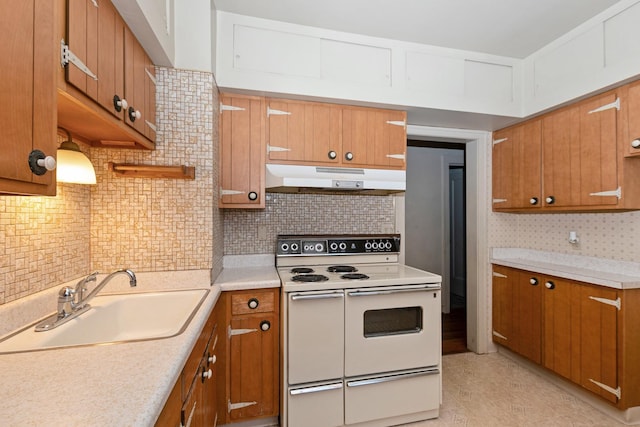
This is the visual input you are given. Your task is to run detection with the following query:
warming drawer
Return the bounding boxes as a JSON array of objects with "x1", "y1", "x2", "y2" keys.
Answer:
[{"x1": 288, "y1": 381, "x2": 344, "y2": 427}]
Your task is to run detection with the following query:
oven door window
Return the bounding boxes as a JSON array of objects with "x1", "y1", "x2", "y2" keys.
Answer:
[{"x1": 363, "y1": 306, "x2": 423, "y2": 337}]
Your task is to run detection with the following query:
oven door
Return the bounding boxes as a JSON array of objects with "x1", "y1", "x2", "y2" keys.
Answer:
[{"x1": 344, "y1": 284, "x2": 440, "y2": 377}]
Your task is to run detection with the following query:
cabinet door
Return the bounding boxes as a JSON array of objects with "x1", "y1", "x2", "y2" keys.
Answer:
[
  {"x1": 228, "y1": 313, "x2": 279, "y2": 421},
  {"x1": 491, "y1": 265, "x2": 513, "y2": 347},
  {"x1": 512, "y1": 271, "x2": 542, "y2": 363},
  {"x1": 627, "y1": 80, "x2": 640, "y2": 156},
  {"x1": 124, "y1": 25, "x2": 149, "y2": 135},
  {"x1": 342, "y1": 107, "x2": 406, "y2": 169},
  {"x1": 542, "y1": 93, "x2": 618, "y2": 208},
  {"x1": 203, "y1": 326, "x2": 220, "y2": 426},
  {"x1": 543, "y1": 277, "x2": 582, "y2": 382},
  {"x1": 513, "y1": 120, "x2": 542, "y2": 209},
  {"x1": 491, "y1": 128, "x2": 515, "y2": 210},
  {"x1": 144, "y1": 57, "x2": 157, "y2": 141},
  {"x1": 579, "y1": 285, "x2": 618, "y2": 403},
  {"x1": 266, "y1": 99, "x2": 341, "y2": 164},
  {"x1": 0, "y1": 0, "x2": 56, "y2": 195},
  {"x1": 96, "y1": 0, "x2": 124, "y2": 118},
  {"x1": 66, "y1": 0, "x2": 99, "y2": 99},
  {"x1": 219, "y1": 94, "x2": 266, "y2": 208},
  {"x1": 182, "y1": 369, "x2": 205, "y2": 427}
]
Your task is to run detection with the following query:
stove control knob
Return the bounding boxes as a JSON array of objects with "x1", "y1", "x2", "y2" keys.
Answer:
[
  {"x1": 315, "y1": 243, "x2": 324, "y2": 252},
  {"x1": 330, "y1": 242, "x2": 338, "y2": 251},
  {"x1": 280, "y1": 243, "x2": 289, "y2": 253},
  {"x1": 372, "y1": 242, "x2": 378, "y2": 250},
  {"x1": 260, "y1": 320, "x2": 271, "y2": 331},
  {"x1": 339, "y1": 242, "x2": 347, "y2": 250},
  {"x1": 365, "y1": 242, "x2": 372, "y2": 250},
  {"x1": 290, "y1": 243, "x2": 299, "y2": 252}
]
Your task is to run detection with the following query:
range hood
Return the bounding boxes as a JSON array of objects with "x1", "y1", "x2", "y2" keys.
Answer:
[{"x1": 265, "y1": 164, "x2": 405, "y2": 194}]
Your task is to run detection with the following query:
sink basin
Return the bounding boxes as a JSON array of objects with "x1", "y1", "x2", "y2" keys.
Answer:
[{"x1": 0, "y1": 289, "x2": 209, "y2": 354}]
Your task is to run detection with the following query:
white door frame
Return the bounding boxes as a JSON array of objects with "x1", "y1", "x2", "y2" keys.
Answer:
[{"x1": 397, "y1": 125, "x2": 491, "y2": 354}]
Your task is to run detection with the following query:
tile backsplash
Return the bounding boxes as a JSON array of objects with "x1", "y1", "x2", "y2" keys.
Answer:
[{"x1": 223, "y1": 192, "x2": 397, "y2": 254}]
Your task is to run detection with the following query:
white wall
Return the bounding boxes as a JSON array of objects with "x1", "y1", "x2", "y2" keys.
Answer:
[
  {"x1": 174, "y1": 0, "x2": 213, "y2": 72},
  {"x1": 404, "y1": 146, "x2": 465, "y2": 313}
]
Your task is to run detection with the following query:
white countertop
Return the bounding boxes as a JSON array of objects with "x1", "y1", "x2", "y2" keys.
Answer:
[
  {"x1": 215, "y1": 255, "x2": 280, "y2": 291},
  {"x1": 0, "y1": 263, "x2": 280, "y2": 427},
  {"x1": 491, "y1": 248, "x2": 640, "y2": 289}
]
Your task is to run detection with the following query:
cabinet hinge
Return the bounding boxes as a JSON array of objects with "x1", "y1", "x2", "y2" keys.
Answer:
[
  {"x1": 588, "y1": 97, "x2": 620, "y2": 114},
  {"x1": 144, "y1": 120, "x2": 156, "y2": 132},
  {"x1": 228, "y1": 325, "x2": 257, "y2": 338},
  {"x1": 493, "y1": 138, "x2": 508, "y2": 145},
  {"x1": 386, "y1": 120, "x2": 406, "y2": 128},
  {"x1": 60, "y1": 39, "x2": 97, "y2": 80},
  {"x1": 492, "y1": 198, "x2": 508, "y2": 204},
  {"x1": 589, "y1": 379, "x2": 621, "y2": 399},
  {"x1": 228, "y1": 400, "x2": 257, "y2": 412},
  {"x1": 386, "y1": 154, "x2": 406, "y2": 160},
  {"x1": 90, "y1": 0, "x2": 98, "y2": 7},
  {"x1": 267, "y1": 144, "x2": 292, "y2": 153},
  {"x1": 492, "y1": 272, "x2": 508, "y2": 278},
  {"x1": 492, "y1": 331, "x2": 508, "y2": 340},
  {"x1": 220, "y1": 103, "x2": 245, "y2": 112},
  {"x1": 145, "y1": 68, "x2": 156, "y2": 85},
  {"x1": 589, "y1": 186, "x2": 621, "y2": 199},
  {"x1": 267, "y1": 107, "x2": 291, "y2": 117},
  {"x1": 588, "y1": 296, "x2": 621, "y2": 310},
  {"x1": 184, "y1": 399, "x2": 197, "y2": 427},
  {"x1": 220, "y1": 189, "x2": 244, "y2": 197}
]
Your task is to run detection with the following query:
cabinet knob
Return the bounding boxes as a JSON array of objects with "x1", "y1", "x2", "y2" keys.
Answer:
[
  {"x1": 260, "y1": 320, "x2": 271, "y2": 331},
  {"x1": 113, "y1": 95, "x2": 128, "y2": 112},
  {"x1": 545, "y1": 281, "x2": 555, "y2": 290},
  {"x1": 545, "y1": 196, "x2": 555, "y2": 205},
  {"x1": 632, "y1": 139, "x2": 640, "y2": 149},
  {"x1": 28, "y1": 150, "x2": 56, "y2": 175},
  {"x1": 202, "y1": 368, "x2": 213, "y2": 381},
  {"x1": 247, "y1": 298, "x2": 259, "y2": 309},
  {"x1": 248, "y1": 191, "x2": 258, "y2": 201},
  {"x1": 328, "y1": 150, "x2": 337, "y2": 160},
  {"x1": 208, "y1": 354, "x2": 217, "y2": 365},
  {"x1": 529, "y1": 277, "x2": 538, "y2": 286},
  {"x1": 345, "y1": 152, "x2": 354, "y2": 161},
  {"x1": 128, "y1": 107, "x2": 141, "y2": 122},
  {"x1": 529, "y1": 197, "x2": 538, "y2": 205}
]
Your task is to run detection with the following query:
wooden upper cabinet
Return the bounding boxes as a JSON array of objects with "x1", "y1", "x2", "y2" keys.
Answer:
[
  {"x1": 266, "y1": 99, "x2": 406, "y2": 170},
  {"x1": 492, "y1": 120, "x2": 542, "y2": 210},
  {"x1": 266, "y1": 99, "x2": 341, "y2": 165},
  {"x1": 60, "y1": 0, "x2": 155, "y2": 149},
  {"x1": 219, "y1": 94, "x2": 266, "y2": 209},
  {"x1": 625, "y1": 80, "x2": 640, "y2": 157},
  {"x1": 342, "y1": 107, "x2": 406, "y2": 169},
  {"x1": 0, "y1": 0, "x2": 57, "y2": 196},
  {"x1": 543, "y1": 92, "x2": 619, "y2": 208}
]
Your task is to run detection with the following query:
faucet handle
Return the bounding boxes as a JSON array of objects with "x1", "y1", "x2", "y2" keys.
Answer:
[
  {"x1": 58, "y1": 286, "x2": 75, "y2": 300},
  {"x1": 75, "y1": 272, "x2": 99, "y2": 306}
]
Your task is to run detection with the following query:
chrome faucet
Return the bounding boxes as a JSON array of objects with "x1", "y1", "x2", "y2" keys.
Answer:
[{"x1": 35, "y1": 269, "x2": 137, "y2": 332}]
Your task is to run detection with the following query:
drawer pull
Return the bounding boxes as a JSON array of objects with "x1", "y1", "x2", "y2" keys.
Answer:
[{"x1": 247, "y1": 298, "x2": 259, "y2": 309}]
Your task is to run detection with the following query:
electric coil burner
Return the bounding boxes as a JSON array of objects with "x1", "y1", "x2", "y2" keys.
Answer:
[
  {"x1": 277, "y1": 234, "x2": 443, "y2": 427},
  {"x1": 291, "y1": 274, "x2": 328, "y2": 282},
  {"x1": 341, "y1": 273, "x2": 369, "y2": 280},
  {"x1": 327, "y1": 265, "x2": 358, "y2": 273}
]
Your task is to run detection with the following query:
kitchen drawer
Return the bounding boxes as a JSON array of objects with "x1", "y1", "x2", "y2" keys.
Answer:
[
  {"x1": 288, "y1": 381, "x2": 344, "y2": 427},
  {"x1": 231, "y1": 289, "x2": 276, "y2": 315},
  {"x1": 344, "y1": 367, "x2": 439, "y2": 425}
]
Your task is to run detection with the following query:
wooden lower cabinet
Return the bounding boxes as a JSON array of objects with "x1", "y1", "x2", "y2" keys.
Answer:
[
  {"x1": 221, "y1": 288, "x2": 280, "y2": 424},
  {"x1": 492, "y1": 264, "x2": 640, "y2": 409},
  {"x1": 155, "y1": 303, "x2": 221, "y2": 427}
]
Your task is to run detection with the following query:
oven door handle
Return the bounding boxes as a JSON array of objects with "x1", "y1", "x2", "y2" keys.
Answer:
[
  {"x1": 347, "y1": 284, "x2": 440, "y2": 297},
  {"x1": 290, "y1": 292, "x2": 344, "y2": 301},
  {"x1": 289, "y1": 382, "x2": 343, "y2": 395},
  {"x1": 346, "y1": 368, "x2": 440, "y2": 388}
]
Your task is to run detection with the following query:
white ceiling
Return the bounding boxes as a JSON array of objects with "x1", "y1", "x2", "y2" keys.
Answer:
[{"x1": 212, "y1": 0, "x2": 621, "y2": 58}]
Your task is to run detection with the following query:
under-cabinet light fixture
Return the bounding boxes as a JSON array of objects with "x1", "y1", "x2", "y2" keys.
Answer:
[{"x1": 56, "y1": 128, "x2": 96, "y2": 185}]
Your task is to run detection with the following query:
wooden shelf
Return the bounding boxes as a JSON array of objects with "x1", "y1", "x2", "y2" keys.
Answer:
[{"x1": 108, "y1": 162, "x2": 196, "y2": 179}]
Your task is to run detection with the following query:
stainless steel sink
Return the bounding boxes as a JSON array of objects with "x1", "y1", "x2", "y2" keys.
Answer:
[{"x1": 0, "y1": 289, "x2": 209, "y2": 354}]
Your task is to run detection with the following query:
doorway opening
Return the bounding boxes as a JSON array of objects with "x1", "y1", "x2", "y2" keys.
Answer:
[{"x1": 403, "y1": 140, "x2": 467, "y2": 355}]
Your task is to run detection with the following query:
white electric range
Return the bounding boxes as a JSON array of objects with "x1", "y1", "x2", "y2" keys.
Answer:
[{"x1": 277, "y1": 234, "x2": 442, "y2": 427}]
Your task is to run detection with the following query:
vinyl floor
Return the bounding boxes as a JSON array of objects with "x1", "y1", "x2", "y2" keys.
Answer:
[{"x1": 406, "y1": 352, "x2": 626, "y2": 427}]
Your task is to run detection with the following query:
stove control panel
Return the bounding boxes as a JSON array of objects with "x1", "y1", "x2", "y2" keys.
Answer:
[{"x1": 277, "y1": 235, "x2": 400, "y2": 256}]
